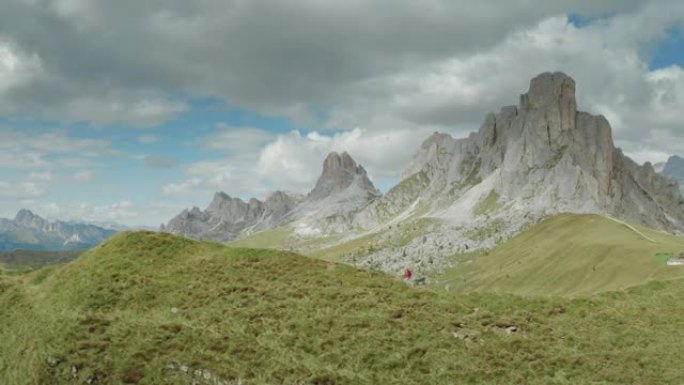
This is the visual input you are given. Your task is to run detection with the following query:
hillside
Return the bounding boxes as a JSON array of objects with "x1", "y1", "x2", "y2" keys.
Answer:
[
  {"x1": 0, "y1": 249, "x2": 85, "y2": 269},
  {"x1": 438, "y1": 214, "x2": 684, "y2": 297},
  {"x1": 2, "y1": 232, "x2": 684, "y2": 384}
]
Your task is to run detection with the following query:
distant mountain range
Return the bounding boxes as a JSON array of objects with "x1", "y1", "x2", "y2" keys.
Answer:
[
  {"x1": 659, "y1": 155, "x2": 684, "y2": 190},
  {"x1": 163, "y1": 151, "x2": 380, "y2": 241},
  {"x1": 164, "y1": 72, "x2": 684, "y2": 275},
  {"x1": 0, "y1": 209, "x2": 116, "y2": 252}
]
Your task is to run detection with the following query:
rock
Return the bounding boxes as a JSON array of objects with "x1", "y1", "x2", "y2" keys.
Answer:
[
  {"x1": 46, "y1": 356, "x2": 61, "y2": 367},
  {"x1": 308, "y1": 152, "x2": 378, "y2": 200},
  {"x1": 163, "y1": 151, "x2": 379, "y2": 240},
  {"x1": 163, "y1": 191, "x2": 303, "y2": 242},
  {"x1": 348, "y1": 71, "x2": 684, "y2": 274}
]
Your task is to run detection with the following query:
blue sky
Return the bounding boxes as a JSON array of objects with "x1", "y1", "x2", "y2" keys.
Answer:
[{"x1": 0, "y1": 1, "x2": 683, "y2": 226}]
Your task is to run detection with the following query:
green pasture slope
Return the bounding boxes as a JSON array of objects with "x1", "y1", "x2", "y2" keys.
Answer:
[
  {"x1": 439, "y1": 214, "x2": 684, "y2": 297},
  {"x1": 2, "y1": 230, "x2": 684, "y2": 384}
]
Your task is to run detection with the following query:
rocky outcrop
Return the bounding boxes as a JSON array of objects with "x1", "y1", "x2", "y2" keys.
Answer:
[
  {"x1": 308, "y1": 152, "x2": 380, "y2": 201},
  {"x1": 164, "y1": 72, "x2": 684, "y2": 273},
  {"x1": 0, "y1": 210, "x2": 116, "y2": 251},
  {"x1": 395, "y1": 72, "x2": 684, "y2": 232},
  {"x1": 163, "y1": 151, "x2": 381, "y2": 241},
  {"x1": 346, "y1": 72, "x2": 684, "y2": 274},
  {"x1": 164, "y1": 191, "x2": 303, "y2": 242}
]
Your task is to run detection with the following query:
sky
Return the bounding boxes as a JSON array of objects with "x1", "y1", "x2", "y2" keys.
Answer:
[{"x1": 0, "y1": 0, "x2": 683, "y2": 227}]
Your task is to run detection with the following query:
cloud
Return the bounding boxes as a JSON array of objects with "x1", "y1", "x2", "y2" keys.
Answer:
[
  {"x1": 0, "y1": 128, "x2": 111, "y2": 170},
  {"x1": 72, "y1": 169, "x2": 93, "y2": 183},
  {"x1": 0, "y1": 128, "x2": 110, "y2": 155},
  {"x1": 0, "y1": 0, "x2": 648, "y2": 127},
  {"x1": 137, "y1": 134, "x2": 160, "y2": 144},
  {"x1": 202, "y1": 125, "x2": 275, "y2": 153},
  {"x1": 164, "y1": 126, "x2": 446, "y2": 198},
  {"x1": 36, "y1": 200, "x2": 138, "y2": 223},
  {"x1": 143, "y1": 154, "x2": 175, "y2": 168},
  {"x1": 0, "y1": 180, "x2": 47, "y2": 200},
  {"x1": 27, "y1": 171, "x2": 53, "y2": 182}
]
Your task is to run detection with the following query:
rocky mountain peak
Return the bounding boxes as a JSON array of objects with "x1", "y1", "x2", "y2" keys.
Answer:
[
  {"x1": 14, "y1": 209, "x2": 46, "y2": 228},
  {"x1": 521, "y1": 72, "x2": 576, "y2": 118},
  {"x1": 307, "y1": 151, "x2": 380, "y2": 201},
  {"x1": 662, "y1": 156, "x2": 684, "y2": 179}
]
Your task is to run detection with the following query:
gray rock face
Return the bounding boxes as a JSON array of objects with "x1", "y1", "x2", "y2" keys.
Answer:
[
  {"x1": 0, "y1": 210, "x2": 116, "y2": 251},
  {"x1": 164, "y1": 191, "x2": 303, "y2": 241},
  {"x1": 163, "y1": 151, "x2": 382, "y2": 241},
  {"x1": 347, "y1": 72, "x2": 684, "y2": 275},
  {"x1": 308, "y1": 152, "x2": 380, "y2": 201},
  {"x1": 391, "y1": 71, "x2": 684, "y2": 232}
]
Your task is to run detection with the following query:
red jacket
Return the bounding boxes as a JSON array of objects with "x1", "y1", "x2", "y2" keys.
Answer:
[{"x1": 404, "y1": 268, "x2": 412, "y2": 280}]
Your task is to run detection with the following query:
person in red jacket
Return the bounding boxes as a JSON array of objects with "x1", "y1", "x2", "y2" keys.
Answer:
[{"x1": 404, "y1": 267, "x2": 412, "y2": 281}]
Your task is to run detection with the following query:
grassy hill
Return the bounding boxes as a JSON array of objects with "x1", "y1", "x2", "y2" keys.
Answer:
[
  {"x1": 2, "y1": 231, "x2": 684, "y2": 384},
  {"x1": 438, "y1": 214, "x2": 684, "y2": 297},
  {"x1": 0, "y1": 249, "x2": 85, "y2": 269}
]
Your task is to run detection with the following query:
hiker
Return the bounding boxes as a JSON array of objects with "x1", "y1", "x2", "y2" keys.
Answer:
[{"x1": 404, "y1": 267, "x2": 412, "y2": 281}]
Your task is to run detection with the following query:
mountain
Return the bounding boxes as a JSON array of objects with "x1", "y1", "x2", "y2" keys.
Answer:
[
  {"x1": 0, "y1": 209, "x2": 116, "y2": 252},
  {"x1": 329, "y1": 72, "x2": 684, "y2": 274},
  {"x1": 163, "y1": 191, "x2": 305, "y2": 241},
  {"x1": 374, "y1": 72, "x2": 683, "y2": 232},
  {"x1": 163, "y1": 151, "x2": 380, "y2": 241},
  {"x1": 660, "y1": 155, "x2": 684, "y2": 190},
  {"x1": 4, "y1": 231, "x2": 684, "y2": 384},
  {"x1": 168, "y1": 72, "x2": 684, "y2": 278}
]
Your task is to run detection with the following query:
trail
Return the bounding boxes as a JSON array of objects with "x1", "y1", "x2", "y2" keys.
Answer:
[{"x1": 604, "y1": 216, "x2": 657, "y2": 243}]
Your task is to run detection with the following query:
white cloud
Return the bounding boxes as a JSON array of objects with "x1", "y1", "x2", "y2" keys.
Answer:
[
  {"x1": 203, "y1": 125, "x2": 275, "y2": 153},
  {"x1": 27, "y1": 171, "x2": 53, "y2": 182},
  {"x1": 37, "y1": 200, "x2": 138, "y2": 223},
  {"x1": 72, "y1": 170, "x2": 93, "y2": 183},
  {"x1": 0, "y1": 39, "x2": 43, "y2": 95},
  {"x1": 0, "y1": 180, "x2": 47, "y2": 200},
  {"x1": 164, "y1": 126, "x2": 447, "y2": 199},
  {"x1": 59, "y1": 96, "x2": 189, "y2": 127},
  {"x1": 138, "y1": 134, "x2": 160, "y2": 144}
]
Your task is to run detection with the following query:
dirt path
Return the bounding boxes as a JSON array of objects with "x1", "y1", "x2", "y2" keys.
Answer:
[{"x1": 605, "y1": 216, "x2": 657, "y2": 243}]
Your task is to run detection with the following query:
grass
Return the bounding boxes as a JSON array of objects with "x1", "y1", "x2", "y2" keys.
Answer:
[
  {"x1": 229, "y1": 225, "x2": 348, "y2": 255},
  {"x1": 473, "y1": 190, "x2": 502, "y2": 216},
  {"x1": 437, "y1": 214, "x2": 684, "y2": 297},
  {"x1": 3, "y1": 230, "x2": 684, "y2": 384},
  {"x1": 0, "y1": 249, "x2": 85, "y2": 269},
  {"x1": 228, "y1": 226, "x2": 295, "y2": 249}
]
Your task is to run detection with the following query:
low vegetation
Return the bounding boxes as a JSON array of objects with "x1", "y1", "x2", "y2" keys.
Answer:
[
  {"x1": 0, "y1": 249, "x2": 85, "y2": 269},
  {"x1": 2, "y1": 230, "x2": 684, "y2": 384},
  {"x1": 439, "y1": 214, "x2": 684, "y2": 297}
]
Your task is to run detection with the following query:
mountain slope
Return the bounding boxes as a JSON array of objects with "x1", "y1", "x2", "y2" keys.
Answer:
[
  {"x1": 338, "y1": 72, "x2": 684, "y2": 272},
  {"x1": 3, "y1": 232, "x2": 684, "y2": 384},
  {"x1": 438, "y1": 214, "x2": 684, "y2": 297},
  {"x1": 0, "y1": 209, "x2": 116, "y2": 252}
]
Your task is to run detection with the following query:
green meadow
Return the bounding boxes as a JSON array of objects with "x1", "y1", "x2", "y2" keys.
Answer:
[{"x1": 2, "y1": 230, "x2": 684, "y2": 384}]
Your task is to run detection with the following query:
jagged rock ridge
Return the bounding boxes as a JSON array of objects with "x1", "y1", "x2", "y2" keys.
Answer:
[
  {"x1": 0, "y1": 209, "x2": 116, "y2": 251},
  {"x1": 163, "y1": 191, "x2": 303, "y2": 241},
  {"x1": 347, "y1": 72, "x2": 684, "y2": 274},
  {"x1": 163, "y1": 151, "x2": 381, "y2": 241},
  {"x1": 163, "y1": 72, "x2": 684, "y2": 276}
]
